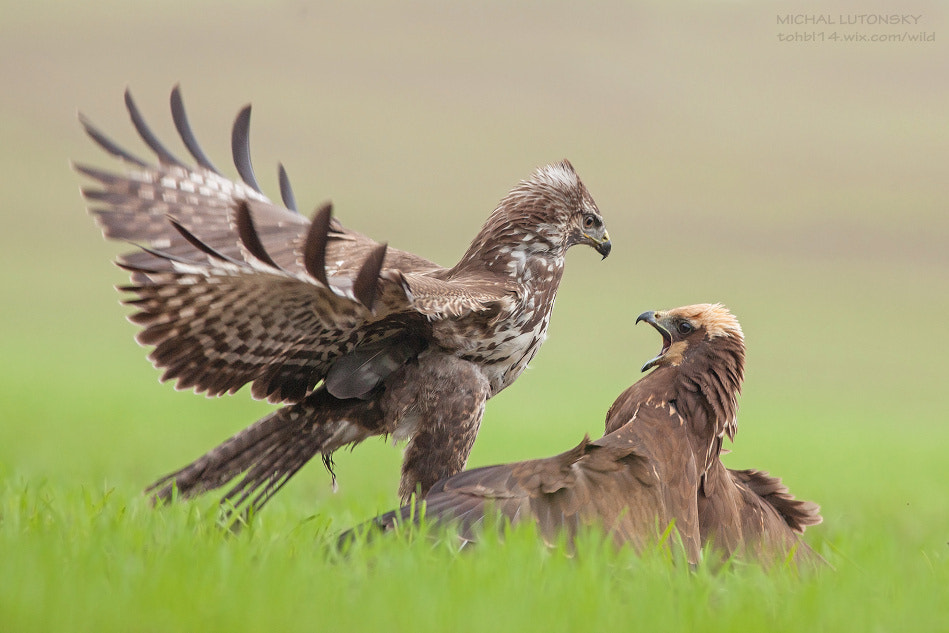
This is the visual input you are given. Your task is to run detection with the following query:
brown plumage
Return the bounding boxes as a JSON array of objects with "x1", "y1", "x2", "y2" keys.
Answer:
[
  {"x1": 76, "y1": 86, "x2": 611, "y2": 517},
  {"x1": 361, "y1": 304, "x2": 821, "y2": 564}
]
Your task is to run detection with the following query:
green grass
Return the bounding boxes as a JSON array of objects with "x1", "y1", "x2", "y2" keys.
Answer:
[
  {"x1": 2, "y1": 1, "x2": 948, "y2": 631},
  {"x1": 2, "y1": 475, "x2": 946, "y2": 633},
  {"x1": 2, "y1": 258, "x2": 947, "y2": 633}
]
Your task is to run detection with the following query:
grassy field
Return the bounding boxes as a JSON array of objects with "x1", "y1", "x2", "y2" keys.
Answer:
[{"x1": 1, "y1": 1, "x2": 948, "y2": 631}]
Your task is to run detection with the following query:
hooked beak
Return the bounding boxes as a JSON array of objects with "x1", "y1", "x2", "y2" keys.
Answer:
[
  {"x1": 585, "y1": 229, "x2": 611, "y2": 259},
  {"x1": 636, "y1": 311, "x2": 671, "y2": 372}
]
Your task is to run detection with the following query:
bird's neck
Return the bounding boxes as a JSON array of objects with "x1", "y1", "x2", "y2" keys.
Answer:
[
  {"x1": 606, "y1": 359, "x2": 741, "y2": 454},
  {"x1": 675, "y1": 347, "x2": 744, "y2": 491},
  {"x1": 454, "y1": 232, "x2": 564, "y2": 281},
  {"x1": 454, "y1": 198, "x2": 565, "y2": 274}
]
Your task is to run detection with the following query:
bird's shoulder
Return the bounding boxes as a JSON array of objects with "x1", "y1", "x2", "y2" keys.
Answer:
[
  {"x1": 397, "y1": 268, "x2": 519, "y2": 320},
  {"x1": 603, "y1": 371, "x2": 680, "y2": 434}
]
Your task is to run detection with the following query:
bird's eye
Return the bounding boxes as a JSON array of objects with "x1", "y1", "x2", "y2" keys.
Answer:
[
  {"x1": 582, "y1": 214, "x2": 598, "y2": 230},
  {"x1": 677, "y1": 321, "x2": 694, "y2": 335}
]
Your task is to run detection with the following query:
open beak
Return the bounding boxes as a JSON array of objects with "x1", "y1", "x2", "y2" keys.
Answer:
[
  {"x1": 636, "y1": 311, "x2": 671, "y2": 372},
  {"x1": 585, "y1": 229, "x2": 611, "y2": 259}
]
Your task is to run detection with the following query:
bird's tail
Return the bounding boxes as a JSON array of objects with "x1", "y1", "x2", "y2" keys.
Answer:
[{"x1": 146, "y1": 388, "x2": 375, "y2": 518}]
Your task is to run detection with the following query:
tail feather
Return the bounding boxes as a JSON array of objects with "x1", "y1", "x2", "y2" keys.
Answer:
[
  {"x1": 146, "y1": 389, "x2": 373, "y2": 517},
  {"x1": 147, "y1": 409, "x2": 290, "y2": 500},
  {"x1": 220, "y1": 433, "x2": 316, "y2": 513}
]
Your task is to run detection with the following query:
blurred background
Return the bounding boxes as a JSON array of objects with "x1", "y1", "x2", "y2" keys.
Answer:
[{"x1": 1, "y1": 0, "x2": 947, "y2": 534}]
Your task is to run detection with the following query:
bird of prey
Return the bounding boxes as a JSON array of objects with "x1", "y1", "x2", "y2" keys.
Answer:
[
  {"x1": 362, "y1": 304, "x2": 821, "y2": 563},
  {"x1": 75, "y1": 86, "x2": 611, "y2": 517}
]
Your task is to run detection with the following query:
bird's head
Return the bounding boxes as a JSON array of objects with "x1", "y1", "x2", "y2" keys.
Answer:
[
  {"x1": 468, "y1": 160, "x2": 610, "y2": 267},
  {"x1": 635, "y1": 303, "x2": 746, "y2": 441},
  {"x1": 520, "y1": 160, "x2": 610, "y2": 259},
  {"x1": 636, "y1": 303, "x2": 744, "y2": 373}
]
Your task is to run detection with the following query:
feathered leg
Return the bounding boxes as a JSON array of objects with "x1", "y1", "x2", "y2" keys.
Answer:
[
  {"x1": 396, "y1": 358, "x2": 490, "y2": 501},
  {"x1": 147, "y1": 387, "x2": 381, "y2": 515}
]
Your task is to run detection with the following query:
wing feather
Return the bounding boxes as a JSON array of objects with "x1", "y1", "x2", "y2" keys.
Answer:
[
  {"x1": 302, "y1": 202, "x2": 333, "y2": 287},
  {"x1": 353, "y1": 243, "x2": 388, "y2": 310},
  {"x1": 400, "y1": 272, "x2": 515, "y2": 319},
  {"x1": 124, "y1": 88, "x2": 186, "y2": 167},
  {"x1": 231, "y1": 105, "x2": 262, "y2": 194},
  {"x1": 277, "y1": 163, "x2": 298, "y2": 212},
  {"x1": 77, "y1": 87, "x2": 526, "y2": 402},
  {"x1": 77, "y1": 113, "x2": 148, "y2": 167},
  {"x1": 730, "y1": 469, "x2": 822, "y2": 534},
  {"x1": 166, "y1": 216, "x2": 242, "y2": 265},
  {"x1": 170, "y1": 84, "x2": 222, "y2": 174},
  {"x1": 234, "y1": 201, "x2": 283, "y2": 271},
  {"x1": 122, "y1": 264, "x2": 370, "y2": 402}
]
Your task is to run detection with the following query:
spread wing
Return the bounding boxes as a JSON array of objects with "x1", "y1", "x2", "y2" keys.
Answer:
[
  {"x1": 364, "y1": 411, "x2": 702, "y2": 560},
  {"x1": 76, "y1": 87, "x2": 516, "y2": 403},
  {"x1": 366, "y1": 437, "x2": 636, "y2": 545}
]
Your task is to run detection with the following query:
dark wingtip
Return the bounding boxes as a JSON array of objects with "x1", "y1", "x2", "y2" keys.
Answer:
[
  {"x1": 232, "y1": 104, "x2": 262, "y2": 193},
  {"x1": 170, "y1": 85, "x2": 222, "y2": 174},
  {"x1": 353, "y1": 243, "x2": 388, "y2": 310},
  {"x1": 303, "y1": 202, "x2": 333, "y2": 287},
  {"x1": 235, "y1": 201, "x2": 282, "y2": 270},
  {"x1": 78, "y1": 111, "x2": 148, "y2": 167},
  {"x1": 124, "y1": 87, "x2": 184, "y2": 166},
  {"x1": 116, "y1": 242, "x2": 196, "y2": 271},
  {"x1": 72, "y1": 162, "x2": 111, "y2": 183},
  {"x1": 278, "y1": 163, "x2": 298, "y2": 212},
  {"x1": 167, "y1": 216, "x2": 240, "y2": 265}
]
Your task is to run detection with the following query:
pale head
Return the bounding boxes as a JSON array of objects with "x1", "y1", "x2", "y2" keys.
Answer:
[{"x1": 636, "y1": 303, "x2": 745, "y2": 441}]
